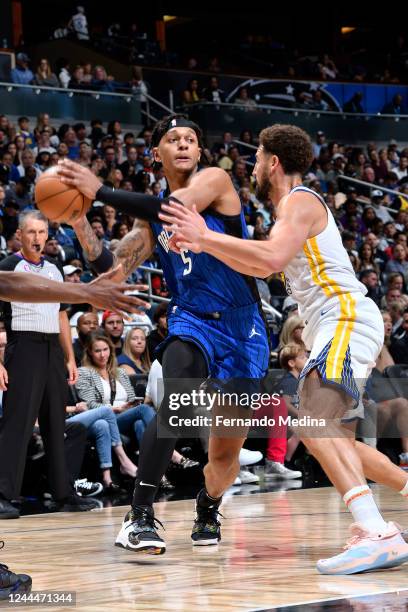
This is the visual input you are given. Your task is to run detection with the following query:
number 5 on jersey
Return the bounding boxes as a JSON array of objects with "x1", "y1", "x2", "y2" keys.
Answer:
[{"x1": 180, "y1": 249, "x2": 192, "y2": 276}]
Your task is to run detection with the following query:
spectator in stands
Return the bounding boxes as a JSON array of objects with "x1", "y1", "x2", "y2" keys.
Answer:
[
  {"x1": 63, "y1": 264, "x2": 81, "y2": 284},
  {"x1": 147, "y1": 302, "x2": 168, "y2": 357},
  {"x1": 58, "y1": 58, "x2": 71, "y2": 88},
  {"x1": 106, "y1": 168, "x2": 123, "y2": 190},
  {"x1": 43, "y1": 236, "x2": 65, "y2": 265},
  {"x1": 91, "y1": 66, "x2": 115, "y2": 92},
  {"x1": 182, "y1": 79, "x2": 201, "y2": 105},
  {"x1": 394, "y1": 155, "x2": 408, "y2": 183},
  {"x1": 118, "y1": 328, "x2": 150, "y2": 377},
  {"x1": 77, "y1": 142, "x2": 92, "y2": 166},
  {"x1": 307, "y1": 89, "x2": 329, "y2": 111},
  {"x1": 370, "y1": 189, "x2": 394, "y2": 223},
  {"x1": 381, "y1": 94, "x2": 406, "y2": 115},
  {"x1": 202, "y1": 76, "x2": 225, "y2": 103},
  {"x1": 234, "y1": 87, "x2": 257, "y2": 108},
  {"x1": 369, "y1": 149, "x2": 388, "y2": 183},
  {"x1": 73, "y1": 312, "x2": 98, "y2": 367},
  {"x1": 312, "y1": 130, "x2": 326, "y2": 158},
  {"x1": 130, "y1": 66, "x2": 148, "y2": 102},
  {"x1": 364, "y1": 232, "x2": 388, "y2": 272},
  {"x1": 318, "y1": 54, "x2": 338, "y2": 80},
  {"x1": 0, "y1": 151, "x2": 20, "y2": 184},
  {"x1": 102, "y1": 204, "x2": 117, "y2": 238},
  {"x1": 76, "y1": 334, "x2": 154, "y2": 451},
  {"x1": 101, "y1": 310, "x2": 124, "y2": 356},
  {"x1": 82, "y1": 62, "x2": 93, "y2": 84},
  {"x1": 68, "y1": 6, "x2": 89, "y2": 40},
  {"x1": 387, "y1": 272, "x2": 407, "y2": 296},
  {"x1": 119, "y1": 145, "x2": 141, "y2": 179},
  {"x1": 5, "y1": 178, "x2": 32, "y2": 211},
  {"x1": 33, "y1": 59, "x2": 59, "y2": 87},
  {"x1": 0, "y1": 114, "x2": 15, "y2": 142},
  {"x1": 343, "y1": 92, "x2": 364, "y2": 114},
  {"x1": 111, "y1": 221, "x2": 129, "y2": 240},
  {"x1": 359, "y1": 242, "x2": 381, "y2": 276},
  {"x1": 68, "y1": 65, "x2": 87, "y2": 90},
  {"x1": 390, "y1": 308, "x2": 408, "y2": 363},
  {"x1": 359, "y1": 269, "x2": 382, "y2": 306},
  {"x1": 278, "y1": 315, "x2": 306, "y2": 352},
  {"x1": 10, "y1": 53, "x2": 34, "y2": 85},
  {"x1": 16, "y1": 117, "x2": 34, "y2": 149},
  {"x1": 385, "y1": 244, "x2": 408, "y2": 280}
]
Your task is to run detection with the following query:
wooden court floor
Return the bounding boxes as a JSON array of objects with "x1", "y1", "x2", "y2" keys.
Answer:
[{"x1": 2, "y1": 485, "x2": 408, "y2": 611}]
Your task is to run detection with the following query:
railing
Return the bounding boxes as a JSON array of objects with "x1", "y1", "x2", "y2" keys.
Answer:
[
  {"x1": 180, "y1": 100, "x2": 408, "y2": 121},
  {"x1": 182, "y1": 102, "x2": 408, "y2": 143},
  {"x1": 0, "y1": 81, "x2": 142, "y2": 124}
]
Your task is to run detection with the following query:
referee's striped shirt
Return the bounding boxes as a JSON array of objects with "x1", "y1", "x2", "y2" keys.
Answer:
[{"x1": 0, "y1": 254, "x2": 65, "y2": 334}]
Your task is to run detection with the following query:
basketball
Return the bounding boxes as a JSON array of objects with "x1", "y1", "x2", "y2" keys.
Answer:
[{"x1": 35, "y1": 166, "x2": 92, "y2": 224}]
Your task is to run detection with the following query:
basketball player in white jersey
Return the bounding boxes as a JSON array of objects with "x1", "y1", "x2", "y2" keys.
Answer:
[{"x1": 159, "y1": 124, "x2": 408, "y2": 575}]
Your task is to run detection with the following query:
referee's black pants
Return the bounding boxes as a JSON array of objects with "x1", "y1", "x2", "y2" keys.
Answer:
[{"x1": 0, "y1": 332, "x2": 72, "y2": 501}]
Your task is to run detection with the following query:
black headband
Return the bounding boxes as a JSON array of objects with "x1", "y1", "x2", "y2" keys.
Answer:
[{"x1": 151, "y1": 116, "x2": 201, "y2": 147}]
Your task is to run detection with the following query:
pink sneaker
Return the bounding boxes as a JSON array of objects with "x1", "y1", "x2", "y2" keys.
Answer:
[{"x1": 317, "y1": 522, "x2": 408, "y2": 575}]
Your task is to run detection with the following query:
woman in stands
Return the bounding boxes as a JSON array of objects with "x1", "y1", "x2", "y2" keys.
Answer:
[
  {"x1": 118, "y1": 328, "x2": 151, "y2": 377},
  {"x1": 76, "y1": 334, "x2": 155, "y2": 450}
]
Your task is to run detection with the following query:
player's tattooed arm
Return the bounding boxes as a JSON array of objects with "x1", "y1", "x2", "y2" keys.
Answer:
[
  {"x1": 72, "y1": 215, "x2": 103, "y2": 262},
  {"x1": 113, "y1": 218, "x2": 155, "y2": 278}
]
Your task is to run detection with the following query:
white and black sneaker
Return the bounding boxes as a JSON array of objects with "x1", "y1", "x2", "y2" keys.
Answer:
[
  {"x1": 115, "y1": 506, "x2": 166, "y2": 555},
  {"x1": 74, "y1": 478, "x2": 103, "y2": 497}
]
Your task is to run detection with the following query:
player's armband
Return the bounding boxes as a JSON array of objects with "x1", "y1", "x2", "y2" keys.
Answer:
[{"x1": 90, "y1": 246, "x2": 114, "y2": 274}]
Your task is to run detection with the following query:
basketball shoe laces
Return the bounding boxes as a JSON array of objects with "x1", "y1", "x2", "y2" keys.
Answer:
[
  {"x1": 195, "y1": 505, "x2": 224, "y2": 533},
  {"x1": 130, "y1": 506, "x2": 165, "y2": 534},
  {"x1": 344, "y1": 522, "x2": 400, "y2": 550}
]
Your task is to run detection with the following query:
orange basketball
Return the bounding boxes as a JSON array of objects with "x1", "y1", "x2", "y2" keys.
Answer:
[{"x1": 35, "y1": 166, "x2": 92, "y2": 224}]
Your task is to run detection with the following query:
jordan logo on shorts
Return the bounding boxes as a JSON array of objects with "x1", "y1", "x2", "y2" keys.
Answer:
[{"x1": 249, "y1": 325, "x2": 261, "y2": 338}]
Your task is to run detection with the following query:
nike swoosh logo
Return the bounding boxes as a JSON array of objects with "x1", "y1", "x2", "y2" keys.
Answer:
[
  {"x1": 139, "y1": 481, "x2": 156, "y2": 487},
  {"x1": 321, "y1": 306, "x2": 335, "y2": 316}
]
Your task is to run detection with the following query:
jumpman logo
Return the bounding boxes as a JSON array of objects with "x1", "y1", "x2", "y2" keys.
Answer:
[{"x1": 249, "y1": 325, "x2": 261, "y2": 339}]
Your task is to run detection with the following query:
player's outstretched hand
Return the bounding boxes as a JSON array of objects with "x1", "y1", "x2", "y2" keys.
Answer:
[
  {"x1": 87, "y1": 265, "x2": 150, "y2": 315},
  {"x1": 57, "y1": 159, "x2": 102, "y2": 200},
  {"x1": 160, "y1": 203, "x2": 207, "y2": 254}
]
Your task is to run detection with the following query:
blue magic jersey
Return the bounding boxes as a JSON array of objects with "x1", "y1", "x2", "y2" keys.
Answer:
[{"x1": 150, "y1": 207, "x2": 260, "y2": 313}]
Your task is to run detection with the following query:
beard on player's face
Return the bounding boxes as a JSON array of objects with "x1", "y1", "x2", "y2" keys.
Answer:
[{"x1": 255, "y1": 168, "x2": 271, "y2": 202}]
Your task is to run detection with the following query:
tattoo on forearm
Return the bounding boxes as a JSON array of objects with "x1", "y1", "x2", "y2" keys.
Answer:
[
  {"x1": 75, "y1": 218, "x2": 103, "y2": 262},
  {"x1": 115, "y1": 220, "x2": 155, "y2": 276}
]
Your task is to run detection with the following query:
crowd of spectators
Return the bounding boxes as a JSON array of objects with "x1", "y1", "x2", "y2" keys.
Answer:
[{"x1": 1, "y1": 108, "x2": 408, "y2": 504}]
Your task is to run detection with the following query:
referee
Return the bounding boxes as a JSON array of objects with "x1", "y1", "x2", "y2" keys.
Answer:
[{"x1": 0, "y1": 210, "x2": 96, "y2": 518}]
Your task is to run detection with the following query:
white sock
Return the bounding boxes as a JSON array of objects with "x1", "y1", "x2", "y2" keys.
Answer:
[
  {"x1": 399, "y1": 481, "x2": 408, "y2": 497},
  {"x1": 343, "y1": 485, "x2": 387, "y2": 533}
]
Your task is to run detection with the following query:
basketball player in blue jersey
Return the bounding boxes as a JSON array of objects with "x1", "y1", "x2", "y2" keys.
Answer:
[
  {"x1": 57, "y1": 115, "x2": 270, "y2": 554},
  {"x1": 159, "y1": 123, "x2": 408, "y2": 575}
]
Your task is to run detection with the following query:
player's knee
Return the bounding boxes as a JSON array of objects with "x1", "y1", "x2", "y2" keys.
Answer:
[
  {"x1": 209, "y1": 449, "x2": 239, "y2": 471},
  {"x1": 300, "y1": 436, "x2": 330, "y2": 458}
]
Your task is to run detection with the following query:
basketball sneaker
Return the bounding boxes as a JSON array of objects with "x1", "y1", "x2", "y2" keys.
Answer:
[
  {"x1": 317, "y1": 521, "x2": 408, "y2": 575},
  {"x1": 115, "y1": 506, "x2": 165, "y2": 554},
  {"x1": 74, "y1": 478, "x2": 103, "y2": 497},
  {"x1": 264, "y1": 460, "x2": 302, "y2": 480},
  {"x1": 191, "y1": 489, "x2": 222, "y2": 546},
  {"x1": 0, "y1": 543, "x2": 32, "y2": 600}
]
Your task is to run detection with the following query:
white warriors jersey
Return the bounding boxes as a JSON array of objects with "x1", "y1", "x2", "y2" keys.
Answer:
[{"x1": 282, "y1": 186, "x2": 367, "y2": 345}]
